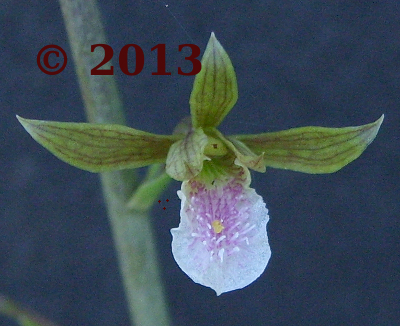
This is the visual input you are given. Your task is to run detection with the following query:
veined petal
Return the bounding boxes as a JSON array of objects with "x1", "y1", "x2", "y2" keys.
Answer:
[
  {"x1": 166, "y1": 127, "x2": 209, "y2": 181},
  {"x1": 17, "y1": 116, "x2": 181, "y2": 172},
  {"x1": 190, "y1": 32, "x2": 238, "y2": 129},
  {"x1": 171, "y1": 165, "x2": 271, "y2": 295},
  {"x1": 231, "y1": 115, "x2": 384, "y2": 174},
  {"x1": 213, "y1": 129, "x2": 266, "y2": 173}
]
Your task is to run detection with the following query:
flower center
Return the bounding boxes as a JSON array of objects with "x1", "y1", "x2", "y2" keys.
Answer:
[
  {"x1": 203, "y1": 136, "x2": 228, "y2": 157},
  {"x1": 187, "y1": 178, "x2": 258, "y2": 263},
  {"x1": 211, "y1": 220, "x2": 224, "y2": 233}
]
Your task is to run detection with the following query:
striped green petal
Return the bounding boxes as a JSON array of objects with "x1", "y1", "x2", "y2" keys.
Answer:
[
  {"x1": 213, "y1": 129, "x2": 266, "y2": 173},
  {"x1": 230, "y1": 115, "x2": 384, "y2": 174},
  {"x1": 17, "y1": 116, "x2": 181, "y2": 172},
  {"x1": 165, "y1": 127, "x2": 209, "y2": 181},
  {"x1": 190, "y1": 32, "x2": 238, "y2": 129}
]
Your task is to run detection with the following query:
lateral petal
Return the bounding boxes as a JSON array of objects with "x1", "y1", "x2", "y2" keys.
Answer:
[{"x1": 165, "y1": 127, "x2": 209, "y2": 181}]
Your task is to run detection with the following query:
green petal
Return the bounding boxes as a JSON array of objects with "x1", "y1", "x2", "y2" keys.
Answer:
[
  {"x1": 231, "y1": 115, "x2": 384, "y2": 174},
  {"x1": 190, "y1": 32, "x2": 238, "y2": 128},
  {"x1": 166, "y1": 127, "x2": 209, "y2": 181},
  {"x1": 17, "y1": 116, "x2": 181, "y2": 172},
  {"x1": 213, "y1": 129, "x2": 266, "y2": 173}
]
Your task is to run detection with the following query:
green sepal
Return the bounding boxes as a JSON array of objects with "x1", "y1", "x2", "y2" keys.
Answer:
[
  {"x1": 165, "y1": 127, "x2": 209, "y2": 181},
  {"x1": 17, "y1": 116, "x2": 181, "y2": 173},
  {"x1": 190, "y1": 32, "x2": 238, "y2": 129},
  {"x1": 126, "y1": 167, "x2": 171, "y2": 211},
  {"x1": 231, "y1": 115, "x2": 384, "y2": 174}
]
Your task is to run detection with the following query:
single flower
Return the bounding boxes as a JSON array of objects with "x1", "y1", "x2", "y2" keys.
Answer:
[{"x1": 17, "y1": 32, "x2": 383, "y2": 295}]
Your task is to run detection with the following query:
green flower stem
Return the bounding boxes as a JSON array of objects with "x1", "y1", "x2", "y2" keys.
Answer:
[{"x1": 58, "y1": 1, "x2": 171, "y2": 325}]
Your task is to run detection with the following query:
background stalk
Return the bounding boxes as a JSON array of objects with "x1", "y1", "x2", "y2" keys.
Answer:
[{"x1": 58, "y1": 1, "x2": 171, "y2": 325}]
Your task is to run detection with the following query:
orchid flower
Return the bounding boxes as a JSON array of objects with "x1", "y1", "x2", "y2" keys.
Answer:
[{"x1": 17, "y1": 33, "x2": 383, "y2": 295}]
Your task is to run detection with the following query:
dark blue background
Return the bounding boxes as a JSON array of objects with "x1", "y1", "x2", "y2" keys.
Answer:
[{"x1": 1, "y1": 1, "x2": 399, "y2": 325}]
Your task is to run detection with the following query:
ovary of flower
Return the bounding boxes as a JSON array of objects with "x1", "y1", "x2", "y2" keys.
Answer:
[{"x1": 171, "y1": 176, "x2": 271, "y2": 295}]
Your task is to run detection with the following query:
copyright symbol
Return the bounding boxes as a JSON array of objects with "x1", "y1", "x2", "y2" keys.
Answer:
[{"x1": 37, "y1": 45, "x2": 67, "y2": 75}]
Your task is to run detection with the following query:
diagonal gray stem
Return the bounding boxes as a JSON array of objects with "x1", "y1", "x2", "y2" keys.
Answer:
[{"x1": 58, "y1": 1, "x2": 171, "y2": 325}]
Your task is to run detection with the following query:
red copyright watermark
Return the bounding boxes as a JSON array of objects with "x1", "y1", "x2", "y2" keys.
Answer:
[
  {"x1": 37, "y1": 45, "x2": 68, "y2": 75},
  {"x1": 37, "y1": 44, "x2": 201, "y2": 76}
]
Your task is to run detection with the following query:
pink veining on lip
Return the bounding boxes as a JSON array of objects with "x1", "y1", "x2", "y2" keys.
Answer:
[
  {"x1": 171, "y1": 174, "x2": 271, "y2": 295},
  {"x1": 187, "y1": 179, "x2": 259, "y2": 263}
]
